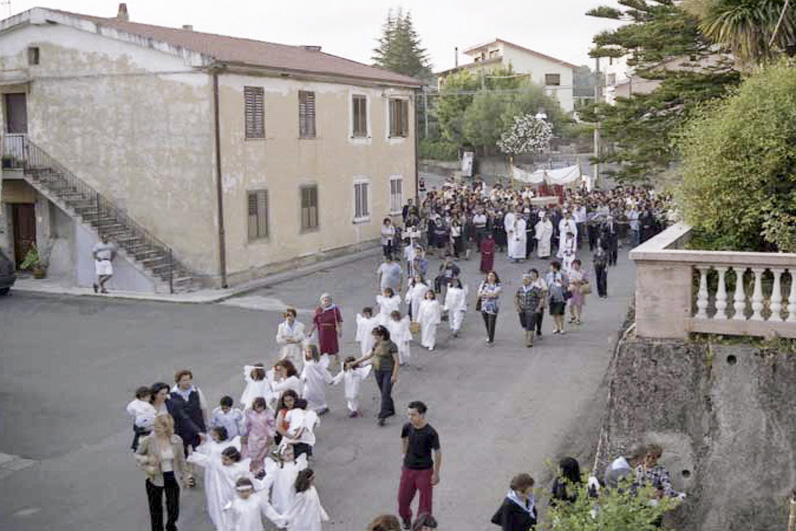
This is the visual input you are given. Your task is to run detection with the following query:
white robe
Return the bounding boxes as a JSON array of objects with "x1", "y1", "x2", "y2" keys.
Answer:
[
  {"x1": 283, "y1": 486, "x2": 329, "y2": 531},
  {"x1": 223, "y1": 492, "x2": 285, "y2": 531},
  {"x1": 376, "y1": 294, "x2": 401, "y2": 326},
  {"x1": 405, "y1": 282, "x2": 429, "y2": 323},
  {"x1": 558, "y1": 218, "x2": 578, "y2": 258},
  {"x1": 188, "y1": 446, "x2": 257, "y2": 531},
  {"x1": 535, "y1": 220, "x2": 553, "y2": 258},
  {"x1": 282, "y1": 409, "x2": 319, "y2": 449},
  {"x1": 417, "y1": 299, "x2": 442, "y2": 349},
  {"x1": 331, "y1": 365, "x2": 372, "y2": 412},
  {"x1": 354, "y1": 314, "x2": 379, "y2": 356},
  {"x1": 263, "y1": 454, "x2": 308, "y2": 515},
  {"x1": 443, "y1": 286, "x2": 467, "y2": 332},
  {"x1": 240, "y1": 367, "x2": 275, "y2": 411},
  {"x1": 562, "y1": 234, "x2": 577, "y2": 272},
  {"x1": 300, "y1": 359, "x2": 333, "y2": 412},
  {"x1": 269, "y1": 375, "x2": 303, "y2": 408},
  {"x1": 507, "y1": 217, "x2": 527, "y2": 259},
  {"x1": 276, "y1": 320, "x2": 306, "y2": 371},
  {"x1": 387, "y1": 316, "x2": 412, "y2": 364}
]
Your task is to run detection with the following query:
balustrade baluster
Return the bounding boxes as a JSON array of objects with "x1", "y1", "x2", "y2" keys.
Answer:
[
  {"x1": 714, "y1": 267, "x2": 728, "y2": 320},
  {"x1": 733, "y1": 267, "x2": 747, "y2": 321},
  {"x1": 770, "y1": 269, "x2": 784, "y2": 322},
  {"x1": 787, "y1": 269, "x2": 796, "y2": 323},
  {"x1": 750, "y1": 268, "x2": 765, "y2": 321},
  {"x1": 695, "y1": 266, "x2": 710, "y2": 319}
]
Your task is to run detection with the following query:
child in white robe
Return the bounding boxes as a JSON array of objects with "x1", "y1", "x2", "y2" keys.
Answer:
[
  {"x1": 263, "y1": 444, "x2": 308, "y2": 515},
  {"x1": 282, "y1": 401, "x2": 319, "y2": 460},
  {"x1": 417, "y1": 289, "x2": 442, "y2": 351},
  {"x1": 376, "y1": 287, "x2": 402, "y2": 326},
  {"x1": 188, "y1": 436, "x2": 246, "y2": 531},
  {"x1": 240, "y1": 364, "x2": 274, "y2": 411},
  {"x1": 283, "y1": 468, "x2": 329, "y2": 531},
  {"x1": 404, "y1": 275, "x2": 428, "y2": 322},
  {"x1": 331, "y1": 356, "x2": 372, "y2": 417},
  {"x1": 223, "y1": 477, "x2": 285, "y2": 531},
  {"x1": 387, "y1": 310, "x2": 412, "y2": 365},
  {"x1": 443, "y1": 278, "x2": 468, "y2": 338},
  {"x1": 354, "y1": 307, "x2": 378, "y2": 356},
  {"x1": 300, "y1": 345, "x2": 333, "y2": 415}
]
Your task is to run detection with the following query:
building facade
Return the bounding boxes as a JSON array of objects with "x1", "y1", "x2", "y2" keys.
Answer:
[
  {"x1": 0, "y1": 6, "x2": 419, "y2": 291},
  {"x1": 437, "y1": 39, "x2": 576, "y2": 113}
]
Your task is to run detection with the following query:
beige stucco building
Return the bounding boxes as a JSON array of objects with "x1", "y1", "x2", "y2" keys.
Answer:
[
  {"x1": 437, "y1": 38, "x2": 576, "y2": 113},
  {"x1": 0, "y1": 6, "x2": 419, "y2": 291}
]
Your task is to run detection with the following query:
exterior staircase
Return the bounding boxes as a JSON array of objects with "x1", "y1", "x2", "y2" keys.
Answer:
[{"x1": 2, "y1": 134, "x2": 194, "y2": 293}]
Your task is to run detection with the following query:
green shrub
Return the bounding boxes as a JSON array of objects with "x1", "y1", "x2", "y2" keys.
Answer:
[
  {"x1": 419, "y1": 139, "x2": 459, "y2": 161},
  {"x1": 677, "y1": 60, "x2": 796, "y2": 252}
]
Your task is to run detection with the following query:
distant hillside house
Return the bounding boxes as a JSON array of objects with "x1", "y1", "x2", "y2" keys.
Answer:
[
  {"x1": 0, "y1": 5, "x2": 420, "y2": 292},
  {"x1": 437, "y1": 38, "x2": 576, "y2": 113}
]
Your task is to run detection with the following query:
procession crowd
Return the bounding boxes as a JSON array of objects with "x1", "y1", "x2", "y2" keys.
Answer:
[{"x1": 125, "y1": 177, "x2": 674, "y2": 531}]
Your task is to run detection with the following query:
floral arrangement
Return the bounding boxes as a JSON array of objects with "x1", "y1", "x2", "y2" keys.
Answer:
[{"x1": 497, "y1": 113, "x2": 552, "y2": 155}]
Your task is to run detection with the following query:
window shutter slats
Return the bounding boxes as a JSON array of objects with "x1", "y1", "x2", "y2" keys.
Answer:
[
  {"x1": 299, "y1": 91, "x2": 316, "y2": 138},
  {"x1": 244, "y1": 87, "x2": 265, "y2": 139}
]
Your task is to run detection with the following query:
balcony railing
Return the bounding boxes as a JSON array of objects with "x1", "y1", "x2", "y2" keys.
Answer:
[{"x1": 629, "y1": 222, "x2": 796, "y2": 339}]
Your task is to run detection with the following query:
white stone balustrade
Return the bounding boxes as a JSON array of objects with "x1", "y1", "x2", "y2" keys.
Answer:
[{"x1": 630, "y1": 222, "x2": 796, "y2": 340}]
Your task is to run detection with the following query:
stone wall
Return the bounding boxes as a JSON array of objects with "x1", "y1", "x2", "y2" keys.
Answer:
[{"x1": 601, "y1": 335, "x2": 796, "y2": 530}]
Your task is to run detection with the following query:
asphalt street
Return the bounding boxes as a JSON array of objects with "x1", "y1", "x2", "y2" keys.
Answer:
[{"x1": 0, "y1": 241, "x2": 635, "y2": 530}]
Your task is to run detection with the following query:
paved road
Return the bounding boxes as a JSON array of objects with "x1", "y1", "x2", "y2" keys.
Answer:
[{"x1": 0, "y1": 242, "x2": 635, "y2": 530}]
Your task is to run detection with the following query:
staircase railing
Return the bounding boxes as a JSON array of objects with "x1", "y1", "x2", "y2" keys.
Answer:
[{"x1": 2, "y1": 134, "x2": 177, "y2": 293}]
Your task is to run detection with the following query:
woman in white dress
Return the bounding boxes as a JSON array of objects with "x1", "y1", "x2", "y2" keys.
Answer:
[
  {"x1": 561, "y1": 231, "x2": 577, "y2": 273},
  {"x1": 376, "y1": 287, "x2": 401, "y2": 326},
  {"x1": 283, "y1": 469, "x2": 329, "y2": 531},
  {"x1": 417, "y1": 289, "x2": 442, "y2": 351},
  {"x1": 276, "y1": 309, "x2": 306, "y2": 371},
  {"x1": 404, "y1": 274, "x2": 428, "y2": 323},
  {"x1": 263, "y1": 444, "x2": 308, "y2": 515},
  {"x1": 270, "y1": 360, "x2": 302, "y2": 409},
  {"x1": 443, "y1": 278, "x2": 467, "y2": 338},
  {"x1": 300, "y1": 345, "x2": 333, "y2": 415},
  {"x1": 240, "y1": 364, "x2": 273, "y2": 411}
]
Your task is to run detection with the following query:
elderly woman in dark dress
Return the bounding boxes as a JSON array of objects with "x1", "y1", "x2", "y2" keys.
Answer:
[{"x1": 309, "y1": 293, "x2": 343, "y2": 363}]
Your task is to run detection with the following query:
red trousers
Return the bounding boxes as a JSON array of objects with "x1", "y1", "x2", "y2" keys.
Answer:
[{"x1": 398, "y1": 467, "x2": 433, "y2": 522}]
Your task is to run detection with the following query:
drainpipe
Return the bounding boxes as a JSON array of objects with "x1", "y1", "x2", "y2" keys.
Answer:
[
  {"x1": 414, "y1": 87, "x2": 420, "y2": 203},
  {"x1": 212, "y1": 67, "x2": 228, "y2": 288}
]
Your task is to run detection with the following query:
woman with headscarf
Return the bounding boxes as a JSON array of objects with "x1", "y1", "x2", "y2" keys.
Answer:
[{"x1": 309, "y1": 293, "x2": 343, "y2": 362}]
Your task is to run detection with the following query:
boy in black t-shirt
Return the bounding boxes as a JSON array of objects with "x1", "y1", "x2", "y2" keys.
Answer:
[{"x1": 398, "y1": 401, "x2": 442, "y2": 530}]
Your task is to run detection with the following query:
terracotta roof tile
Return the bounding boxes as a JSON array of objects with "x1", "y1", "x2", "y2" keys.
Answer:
[{"x1": 47, "y1": 9, "x2": 422, "y2": 87}]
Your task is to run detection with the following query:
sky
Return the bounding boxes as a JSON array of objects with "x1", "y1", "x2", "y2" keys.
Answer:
[{"x1": 5, "y1": 0, "x2": 625, "y2": 71}]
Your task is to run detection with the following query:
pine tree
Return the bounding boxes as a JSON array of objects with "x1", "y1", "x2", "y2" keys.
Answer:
[{"x1": 372, "y1": 9, "x2": 432, "y2": 81}]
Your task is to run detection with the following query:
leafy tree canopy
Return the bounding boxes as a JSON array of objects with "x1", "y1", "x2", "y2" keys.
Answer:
[
  {"x1": 677, "y1": 60, "x2": 796, "y2": 252},
  {"x1": 372, "y1": 9, "x2": 432, "y2": 81},
  {"x1": 585, "y1": 0, "x2": 741, "y2": 181}
]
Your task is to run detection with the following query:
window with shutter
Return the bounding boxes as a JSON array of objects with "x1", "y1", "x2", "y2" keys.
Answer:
[
  {"x1": 545, "y1": 73, "x2": 561, "y2": 86},
  {"x1": 389, "y1": 98, "x2": 409, "y2": 138},
  {"x1": 354, "y1": 181, "x2": 370, "y2": 221},
  {"x1": 299, "y1": 91, "x2": 316, "y2": 138},
  {"x1": 247, "y1": 190, "x2": 269, "y2": 240},
  {"x1": 244, "y1": 86, "x2": 265, "y2": 139},
  {"x1": 389, "y1": 177, "x2": 403, "y2": 214},
  {"x1": 352, "y1": 95, "x2": 367, "y2": 137},
  {"x1": 300, "y1": 185, "x2": 319, "y2": 231}
]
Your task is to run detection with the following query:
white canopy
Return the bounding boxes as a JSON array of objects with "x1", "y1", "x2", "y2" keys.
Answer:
[{"x1": 512, "y1": 164, "x2": 583, "y2": 186}]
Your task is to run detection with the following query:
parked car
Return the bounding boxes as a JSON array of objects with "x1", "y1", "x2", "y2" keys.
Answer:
[{"x1": 0, "y1": 249, "x2": 16, "y2": 295}]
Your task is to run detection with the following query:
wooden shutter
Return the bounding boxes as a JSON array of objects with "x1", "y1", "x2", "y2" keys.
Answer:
[
  {"x1": 390, "y1": 178, "x2": 402, "y2": 212},
  {"x1": 301, "y1": 186, "x2": 318, "y2": 230},
  {"x1": 400, "y1": 99, "x2": 409, "y2": 137},
  {"x1": 299, "y1": 91, "x2": 316, "y2": 138},
  {"x1": 244, "y1": 87, "x2": 264, "y2": 139},
  {"x1": 247, "y1": 190, "x2": 268, "y2": 240},
  {"x1": 353, "y1": 96, "x2": 367, "y2": 137}
]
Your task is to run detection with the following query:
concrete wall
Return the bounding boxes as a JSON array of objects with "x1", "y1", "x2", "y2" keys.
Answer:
[
  {"x1": 218, "y1": 73, "x2": 416, "y2": 283},
  {"x1": 602, "y1": 337, "x2": 796, "y2": 530},
  {"x1": 501, "y1": 46, "x2": 574, "y2": 113},
  {"x1": 0, "y1": 22, "x2": 218, "y2": 276}
]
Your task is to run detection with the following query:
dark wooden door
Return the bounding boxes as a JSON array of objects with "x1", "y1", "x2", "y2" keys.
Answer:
[
  {"x1": 4, "y1": 93, "x2": 28, "y2": 134},
  {"x1": 12, "y1": 204, "x2": 36, "y2": 267}
]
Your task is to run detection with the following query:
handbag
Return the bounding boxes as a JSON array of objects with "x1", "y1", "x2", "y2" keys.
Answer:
[
  {"x1": 579, "y1": 281, "x2": 592, "y2": 295},
  {"x1": 475, "y1": 297, "x2": 482, "y2": 312},
  {"x1": 563, "y1": 289, "x2": 573, "y2": 301}
]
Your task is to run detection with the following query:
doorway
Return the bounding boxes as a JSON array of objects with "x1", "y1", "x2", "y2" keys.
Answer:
[
  {"x1": 4, "y1": 93, "x2": 28, "y2": 134},
  {"x1": 11, "y1": 203, "x2": 36, "y2": 268}
]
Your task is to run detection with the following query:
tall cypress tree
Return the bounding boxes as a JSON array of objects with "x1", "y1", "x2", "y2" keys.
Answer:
[{"x1": 372, "y1": 9, "x2": 432, "y2": 81}]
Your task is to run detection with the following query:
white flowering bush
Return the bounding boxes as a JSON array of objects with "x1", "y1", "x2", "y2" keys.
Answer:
[{"x1": 497, "y1": 113, "x2": 553, "y2": 155}]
